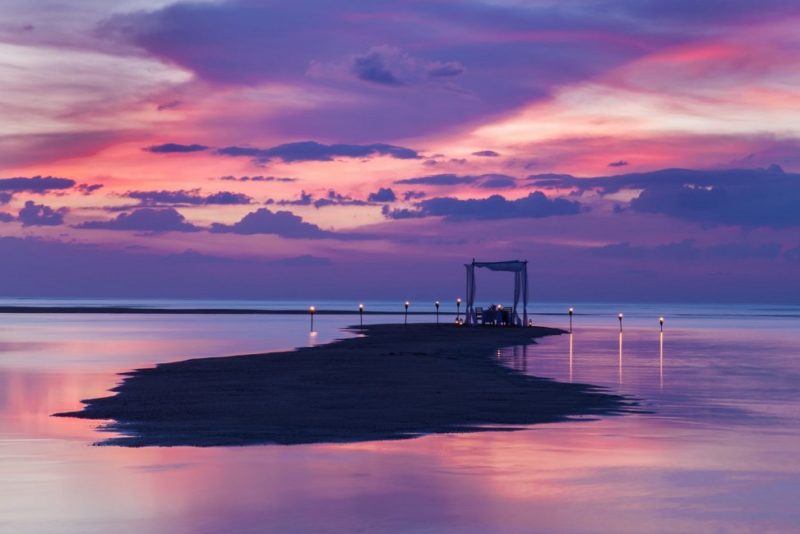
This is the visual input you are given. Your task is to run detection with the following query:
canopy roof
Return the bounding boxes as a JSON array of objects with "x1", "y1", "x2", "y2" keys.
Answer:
[{"x1": 467, "y1": 260, "x2": 528, "y2": 272}]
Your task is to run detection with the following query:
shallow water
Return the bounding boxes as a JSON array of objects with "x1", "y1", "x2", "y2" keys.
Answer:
[{"x1": 0, "y1": 302, "x2": 798, "y2": 533}]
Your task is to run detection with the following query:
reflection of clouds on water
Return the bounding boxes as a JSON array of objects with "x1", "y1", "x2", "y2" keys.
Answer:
[{"x1": 0, "y1": 308, "x2": 798, "y2": 532}]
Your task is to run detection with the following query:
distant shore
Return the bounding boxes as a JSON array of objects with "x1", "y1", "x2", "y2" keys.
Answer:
[
  {"x1": 57, "y1": 324, "x2": 633, "y2": 447},
  {"x1": 0, "y1": 305, "x2": 572, "y2": 317},
  {"x1": 0, "y1": 306, "x2": 436, "y2": 315}
]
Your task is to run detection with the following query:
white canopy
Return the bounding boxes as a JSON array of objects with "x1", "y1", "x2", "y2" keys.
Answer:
[{"x1": 465, "y1": 259, "x2": 528, "y2": 326}]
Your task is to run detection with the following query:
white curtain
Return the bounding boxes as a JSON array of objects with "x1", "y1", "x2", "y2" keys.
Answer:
[{"x1": 464, "y1": 260, "x2": 529, "y2": 326}]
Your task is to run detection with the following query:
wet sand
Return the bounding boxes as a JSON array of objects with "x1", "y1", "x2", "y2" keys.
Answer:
[{"x1": 57, "y1": 324, "x2": 632, "y2": 446}]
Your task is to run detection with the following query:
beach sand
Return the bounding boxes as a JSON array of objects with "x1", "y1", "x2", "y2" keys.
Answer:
[{"x1": 57, "y1": 324, "x2": 632, "y2": 446}]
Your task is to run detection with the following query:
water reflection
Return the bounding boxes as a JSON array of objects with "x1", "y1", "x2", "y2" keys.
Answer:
[
  {"x1": 502, "y1": 345, "x2": 528, "y2": 372},
  {"x1": 2, "y1": 310, "x2": 800, "y2": 532},
  {"x1": 659, "y1": 331, "x2": 664, "y2": 391},
  {"x1": 568, "y1": 333, "x2": 573, "y2": 383},
  {"x1": 618, "y1": 331, "x2": 623, "y2": 385}
]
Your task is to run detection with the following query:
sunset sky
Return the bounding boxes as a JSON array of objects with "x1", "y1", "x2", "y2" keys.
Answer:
[{"x1": 1, "y1": 0, "x2": 799, "y2": 302}]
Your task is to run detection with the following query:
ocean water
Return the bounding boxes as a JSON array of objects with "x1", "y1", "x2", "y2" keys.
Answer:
[{"x1": 0, "y1": 301, "x2": 798, "y2": 533}]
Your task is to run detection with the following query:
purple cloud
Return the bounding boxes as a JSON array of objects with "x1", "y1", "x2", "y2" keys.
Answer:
[
  {"x1": 126, "y1": 189, "x2": 252, "y2": 206},
  {"x1": 608, "y1": 160, "x2": 629, "y2": 167},
  {"x1": 209, "y1": 208, "x2": 331, "y2": 239},
  {"x1": 427, "y1": 62, "x2": 465, "y2": 78},
  {"x1": 0, "y1": 212, "x2": 13, "y2": 223},
  {"x1": 144, "y1": 143, "x2": 209, "y2": 154},
  {"x1": 352, "y1": 49, "x2": 403, "y2": 86},
  {"x1": 478, "y1": 175, "x2": 517, "y2": 189},
  {"x1": 395, "y1": 174, "x2": 476, "y2": 186},
  {"x1": 367, "y1": 187, "x2": 397, "y2": 202},
  {"x1": 402, "y1": 190, "x2": 426, "y2": 201},
  {"x1": 311, "y1": 190, "x2": 371, "y2": 209},
  {"x1": 381, "y1": 205, "x2": 424, "y2": 220},
  {"x1": 529, "y1": 166, "x2": 800, "y2": 228},
  {"x1": 219, "y1": 175, "x2": 297, "y2": 182},
  {"x1": 99, "y1": 0, "x2": 655, "y2": 140},
  {"x1": 77, "y1": 208, "x2": 202, "y2": 232},
  {"x1": 385, "y1": 192, "x2": 582, "y2": 221},
  {"x1": 0, "y1": 176, "x2": 75, "y2": 193},
  {"x1": 217, "y1": 141, "x2": 420, "y2": 163},
  {"x1": 18, "y1": 200, "x2": 68, "y2": 226},
  {"x1": 266, "y1": 191, "x2": 313, "y2": 206},
  {"x1": 0, "y1": 192, "x2": 11, "y2": 205},
  {"x1": 472, "y1": 150, "x2": 500, "y2": 157},
  {"x1": 76, "y1": 183, "x2": 104, "y2": 195},
  {"x1": 395, "y1": 173, "x2": 517, "y2": 189}
]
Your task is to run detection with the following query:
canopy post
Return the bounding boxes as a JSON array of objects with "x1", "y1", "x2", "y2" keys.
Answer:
[
  {"x1": 523, "y1": 262, "x2": 528, "y2": 326},
  {"x1": 465, "y1": 262, "x2": 476, "y2": 325}
]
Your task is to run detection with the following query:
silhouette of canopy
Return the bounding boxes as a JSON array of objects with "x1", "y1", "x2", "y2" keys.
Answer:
[{"x1": 465, "y1": 260, "x2": 528, "y2": 326}]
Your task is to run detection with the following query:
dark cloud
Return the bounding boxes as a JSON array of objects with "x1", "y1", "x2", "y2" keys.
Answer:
[
  {"x1": 384, "y1": 192, "x2": 582, "y2": 221},
  {"x1": 204, "y1": 191, "x2": 252, "y2": 205},
  {"x1": 472, "y1": 150, "x2": 500, "y2": 157},
  {"x1": 402, "y1": 190, "x2": 426, "y2": 201},
  {"x1": 591, "y1": 239, "x2": 783, "y2": 261},
  {"x1": 352, "y1": 49, "x2": 403, "y2": 86},
  {"x1": 427, "y1": 62, "x2": 465, "y2": 78},
  {"x1": 367, "y1": 187, "x2": 397, "y2": 202},
  {"x1": 381, "y1": 205, "x2": 424, "y2": 220},
  {"x1": 126, "y1": 189, "x2": 252, "y2": 206},
  {"x1": 76, "y1": 183, "x2": 104, "y2": 195},
  {"x1": 0, "y1": 175, "x2": 75, "y2": 193},
  {"x1": 395, "y1": 173, "x2": 517, "y2": 189},
  {"x1": 312, "y1": 190, "x2": 371, "y2": 208},
  {"x1": 341, "y1": 46, "x2": 464, "y2": 87},
  {"x1": 0, "y1": 192, "x2": 11, "y2": 205},
  {"x1": 219, "y1": 175, "x2": 297, "y2": 182},
  {"x1": 265, "y1": 189, "x2": 372, "y2": 208},
  {"x1": 608, "y1": 160, "x2": 628, "y2": 167},
  {"x1": 217, "y1": 141, "x2": 420, "y2": 163},
  {"x1": 144, "y1": 143, "x2": 209, "y2": 154},
  {"x1": 395, "y1": 174, "x2": 476, "y2": 186},
  {"x1": 18, "y1": 201, "x2": 68, "y2": 227},
  {"x1": 529, "y1": 167, "x2": 800, "y2": 227},
  {"x1": 77, "y1": 208, "x2": 202, "y2": 232},
  {"x1": 266, "y1": 191, "x2": 313, "y2": 206},
  {"x1": 209, "y1": 208, "x2": 332, "y2": 239},
  {"x1": 0, "y1": 212, "x2": 13, "y2": 223},
  {"x1": 478, "y1": 175, "x2": 517, "y2": 189}
]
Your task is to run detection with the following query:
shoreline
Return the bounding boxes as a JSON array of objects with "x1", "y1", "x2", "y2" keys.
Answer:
[{"x1": 56, "y1": 324, "x2": 634, "y2": 447}]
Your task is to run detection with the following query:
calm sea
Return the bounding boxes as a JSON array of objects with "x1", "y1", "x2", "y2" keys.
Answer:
[{"x1": 0, "y1": 300, "x2": 798, "y2": 533}]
